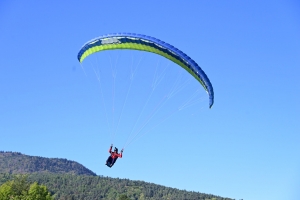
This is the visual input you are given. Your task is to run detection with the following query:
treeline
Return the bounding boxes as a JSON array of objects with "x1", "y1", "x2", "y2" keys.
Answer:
[
  {"x1": 0, "y1": 151, "x2": 96, "y2": 176},
  {"x1": 0, "y1": 173, "x2": 233, "y2": 200}
]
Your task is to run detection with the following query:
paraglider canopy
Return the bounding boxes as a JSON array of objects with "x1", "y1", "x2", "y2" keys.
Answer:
[{"x1": 77, "y1": 33, "x2": 214, "y2": 108}]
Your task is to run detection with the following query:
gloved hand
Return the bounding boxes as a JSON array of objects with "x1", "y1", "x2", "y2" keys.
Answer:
[
  {"x1": 111, "y1": 144, "x2": 113, "y2": 147},
  {"x1": 121, "y1": 149, "x2": 124, "y2": 153}
]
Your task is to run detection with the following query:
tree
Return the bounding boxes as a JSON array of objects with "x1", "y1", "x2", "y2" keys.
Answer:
[
  {"x1": 0, "y1": 175, "x2": 30, "y2": 200},
  {"x1": 118, "y1": 194, "x2": 130, "y2": 200},
  {"x1": 0, "y1": 175, "x2": 53, "y2": 200},
  {"x1": 27, "y1": 182, "x2": 53, "y2": 200},
  {"x1": 139, "y1": 193, "x2": 145, "y2": 200},
  {"x1": 0, "y1": 181, "x2": 14, "y2": 200}
]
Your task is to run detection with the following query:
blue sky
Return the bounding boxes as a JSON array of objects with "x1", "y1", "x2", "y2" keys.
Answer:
[{"x1": 1, "y1": 1, "x2": 299, "y2": 199}]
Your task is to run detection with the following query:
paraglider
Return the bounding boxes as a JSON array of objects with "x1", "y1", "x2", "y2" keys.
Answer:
[
  {"x1": 77, "y1": 33, "x2": 214, "y2": 168},
  {"x1": 106, "y1": 144, "x2": 123, "y2": 168}
]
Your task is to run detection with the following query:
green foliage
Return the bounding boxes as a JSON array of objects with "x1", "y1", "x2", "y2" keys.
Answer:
[
  {"x1": 28, "y1": 182, "x2": 53, "y2": 200},
  {"x1": 0, "y1": 181, "x2": 14, "y2": 200},
  {"x1": 0, "y1": 175, "x2": 30, "y2": 199},
  {"x1": 118, "y1": 194, "x2": 131, "y2": 200},
  {"x1": 0, "y1": 174, "x2": 53, "y2": 200}
]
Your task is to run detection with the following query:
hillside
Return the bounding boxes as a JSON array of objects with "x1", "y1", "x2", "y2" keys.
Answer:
[
  {"x1": 0, "y1": 151, "x2": 233, "y2": 200},
  {"x1": 0, "y1": 151, "x2": 96, "y2": 176}
]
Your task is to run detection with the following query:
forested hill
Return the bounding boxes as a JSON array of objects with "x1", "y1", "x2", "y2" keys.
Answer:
[
  {"x1": 0, "y1": 173, "x2": 233, "y2": 200},
  {"x1": 0, "y1": 151, "x2": 96, "y2": 176},
  {"x1": 0, "y1": 151, "x2": 233, "y2": 199}
]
